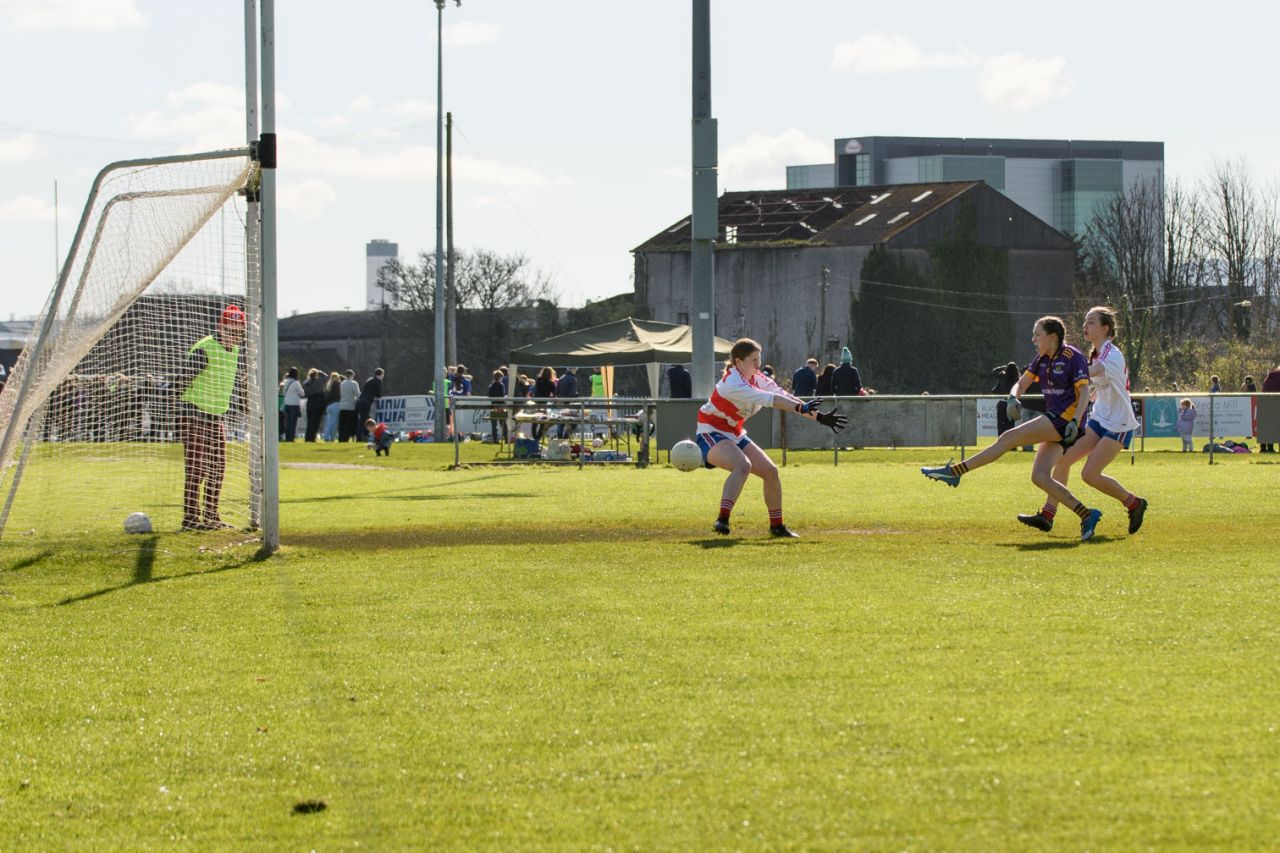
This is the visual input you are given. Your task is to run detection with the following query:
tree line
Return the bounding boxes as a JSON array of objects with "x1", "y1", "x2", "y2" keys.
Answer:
[{"x1": 1078, "y1": 160, "x2": 1280, "y2": 389}]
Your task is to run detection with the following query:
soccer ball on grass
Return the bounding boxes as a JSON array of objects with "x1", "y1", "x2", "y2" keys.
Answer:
[
  {"x1": 123, "y1": 512, "x2": 153, "y2": 534},
  {"x1": 669, "y1": 439, "x2": 703, "y2": 472}
]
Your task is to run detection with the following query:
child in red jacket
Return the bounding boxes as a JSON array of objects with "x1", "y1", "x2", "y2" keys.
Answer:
[{"x1": 365, "y1": 419, "x2": 394, "y2": 456}]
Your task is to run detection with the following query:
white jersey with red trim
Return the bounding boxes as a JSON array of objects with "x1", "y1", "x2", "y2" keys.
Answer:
[
  {"x1": 1089, "y1": 340, "x2": 1139, "y2": 433},
  {"x1": 696, "y1": 366, "x2": 780, "y2": 437}
]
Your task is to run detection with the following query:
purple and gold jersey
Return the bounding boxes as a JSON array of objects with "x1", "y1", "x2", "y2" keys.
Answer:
[{"x1": 1024, "y1": 345, "x2": 1089, "y2": 421}]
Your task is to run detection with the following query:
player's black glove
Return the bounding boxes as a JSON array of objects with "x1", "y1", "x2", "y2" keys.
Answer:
[
  {"x1": 815, "y1": 409, "x2": 848, "y2": 432},
  {"x1": 1061, "y1": 419, "x2": 1080, "y2": 447},
  {"x1": 794, "y1": 398, "x2": 823, "y2": 414}
]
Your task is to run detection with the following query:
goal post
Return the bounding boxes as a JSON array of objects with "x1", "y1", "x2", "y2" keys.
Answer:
[{"x1": 0, "y1": 148, "x2": 271, "y2": 546}]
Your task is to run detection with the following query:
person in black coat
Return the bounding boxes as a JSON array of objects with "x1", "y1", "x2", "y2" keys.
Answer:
[
  {"x1": 831, "y1": 347, "x2": 862, "y2": 397},
  {"x1": 791, "y1": 358, "x2": 818, "y2": 396},
  {"x1": 302, "y1": 368, "x2": 328, "y2": 442},
  {"x1": 991, "y1": 362, "x2": 1020, "y2": 435},
  {"x1": 356, "y1": 367, "x2": 384, "y2": 441},
  {"x1": 816, "y1": 363, "x2": 835, "y2": 396},
  {"x1": 667, "y1": 364, "x2": 693, "y2": 398}
]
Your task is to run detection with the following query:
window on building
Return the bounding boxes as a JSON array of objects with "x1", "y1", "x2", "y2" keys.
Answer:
[
  {"x1": 724, "y1": 225, "x2": 737, "y2": 244},
  {"x1": 678, "y1": 312, "x2": 689, "y2": 326},
  {"x1": 855, "y1": 154, "x2": 871, "y2": 186}
]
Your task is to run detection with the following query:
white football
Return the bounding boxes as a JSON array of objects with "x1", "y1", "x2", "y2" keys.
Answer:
[
  {"x1": 123, "y1": 512, "x2": 153, "y2": 534},
  {"x1": 670, "y1": 439, "x2": 703, "y2": 472}
]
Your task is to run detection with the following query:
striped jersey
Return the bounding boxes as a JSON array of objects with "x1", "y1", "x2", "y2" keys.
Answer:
[{"x1": 696, "y1": 366, "x2": 780, "y2": 437}]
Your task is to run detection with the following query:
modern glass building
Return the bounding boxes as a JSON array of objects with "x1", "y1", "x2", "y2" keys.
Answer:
[{"x1": 787, "y1": 136, "x2": 1163, "y2": 236}]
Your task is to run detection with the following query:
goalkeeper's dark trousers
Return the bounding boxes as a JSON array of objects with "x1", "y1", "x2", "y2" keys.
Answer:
[{"x1": 180, "y1": 409, "x2": 226, "y2": 526}]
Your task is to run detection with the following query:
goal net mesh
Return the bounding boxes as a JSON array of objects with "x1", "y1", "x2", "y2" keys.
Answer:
[{"x1": 0, "y1": 151, "x2": 262, "y2": 545}]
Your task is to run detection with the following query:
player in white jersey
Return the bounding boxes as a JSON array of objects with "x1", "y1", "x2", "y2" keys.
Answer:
[
  {"x1": 1019, "y1": 306, "x2": 1148, "y2": 535},
  {"x1": 696, "y1": 338, "x2": 847, "y2": 538}
]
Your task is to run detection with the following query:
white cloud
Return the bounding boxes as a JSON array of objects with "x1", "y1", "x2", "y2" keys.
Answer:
[
  {"x1": 0, "y1": 194, "x2": 56, "y2": 223},
  {"x1": 126, "y1": 82, "x2": 292, "y2": 149},
  {"x1": 443, "y1": 20, "x2": 500, "y2": 47},
  {"x1": 0, "y1": 0, "x2": 145, "y2": 33},
  {"x1": 385, "y1": 99, "x2": 435, "y2": 121},
  {"x1": 977, "y1": 53, "x2": 1075, "y2": 111},
  {"x1": 127, "y1": 81, "x2": 247, "y2": 149},
  {"x1": 831, "y1": 33, "x2": 1074, "y2": 112},
  {"x1": 831, "y1": 32, "x2": 971, "y2": 74},
  {"x1": 281, "y1": 128, "x2": 566, "y2": 189},
  {"x1": 0, "y1": 132, "x2": 39, "y2": 162},
  {"x1": 314, "y1": 114, "x2": 349, "y2": 130},
  {"x1": 278, "y1": 178, "x2": 336, "y2": 220},
  {"x1": 348, "y1": 95, "x2": 375, "y2": 113},
  {"x1": 720, "y1": 128, "x2": 831, "y2": 189}
]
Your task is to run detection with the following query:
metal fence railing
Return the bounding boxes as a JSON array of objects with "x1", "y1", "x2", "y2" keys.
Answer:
[{"x1": 442, "y1": 392, "x2": 1276, "y2": 467}]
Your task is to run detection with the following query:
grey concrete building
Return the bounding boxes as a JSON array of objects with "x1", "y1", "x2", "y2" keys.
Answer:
[
  {"x1": 634, "y1": 181, "x2": 1075, "y2": 393},
  {"x1": 787, "y1": 135, "x2": 1163, "y2": 237},
  {"x1": 366, "y1": 239, "x2": 400, "y2": 311}
]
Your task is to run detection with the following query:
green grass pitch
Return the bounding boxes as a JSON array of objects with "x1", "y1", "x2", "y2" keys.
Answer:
[{"x1": 2, "y1": 442, "x2": 1278, "y2": 848}]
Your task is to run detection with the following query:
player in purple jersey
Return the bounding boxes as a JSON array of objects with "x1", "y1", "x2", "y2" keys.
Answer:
[{"x1": 922, "y1": 316, "x2": 1104, "y2": 542}]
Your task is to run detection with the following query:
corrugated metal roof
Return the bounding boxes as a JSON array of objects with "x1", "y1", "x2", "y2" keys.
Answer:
[{"x1": 634, "y1": 181, "x2": 989, "y2": 252}]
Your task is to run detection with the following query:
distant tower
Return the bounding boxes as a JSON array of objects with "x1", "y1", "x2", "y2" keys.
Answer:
[{"x1": 365, "y1": 239, "x2": 400, "y2": 310}]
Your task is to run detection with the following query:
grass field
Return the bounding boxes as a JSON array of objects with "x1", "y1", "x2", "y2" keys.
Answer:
[{"x1": 2, "y1": 442, "x2": 1278, "y2": 849}]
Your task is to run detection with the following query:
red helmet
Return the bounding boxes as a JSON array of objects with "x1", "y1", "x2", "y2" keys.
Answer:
[{"x1": 220, "y1": 304, "x2": 247, "y2": 327}]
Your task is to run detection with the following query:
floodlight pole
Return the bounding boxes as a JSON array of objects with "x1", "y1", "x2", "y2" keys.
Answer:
[
  {"x1": 431, "y1": 0, "x2": 454, "y2": 441},
  {"x1": 690, "y1": 0, "x2": 718, "y2": 397}
]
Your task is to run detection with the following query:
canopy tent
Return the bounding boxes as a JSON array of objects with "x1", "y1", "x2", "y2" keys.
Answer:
[{"x1": 509, "y1": 317, "x2": 735, "y2": 396}]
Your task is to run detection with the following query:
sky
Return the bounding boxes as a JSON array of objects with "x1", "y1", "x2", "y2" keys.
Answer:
[{"x1": 2, "y1": 0, "x2": 1278, "y2": 321}]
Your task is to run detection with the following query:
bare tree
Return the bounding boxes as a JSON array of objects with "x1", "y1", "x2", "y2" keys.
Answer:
[
  {"x1": 1255, "y1": 181, "x2": 1280, "y2": 339},
  {"x1": 1160, "y1": 179, "x2": 1210, "y2": 343},
  {"x1": 1080, "y1": 176, "x2": 1163, "y2": 381},
  {"x1": 1203, "y1": 159, "x2": 1259, "y2": 340}
]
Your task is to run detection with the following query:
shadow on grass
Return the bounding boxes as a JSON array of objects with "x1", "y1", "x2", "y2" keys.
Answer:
[
  {"x1": 289, "y1": 525, "x2": 693, "y2": 552},
  {"x1": 1, "y1": 550, "x2": 55, "y2": 574},
  {"x1": 997, "y1": 536, "x2": 1113, "y2": 551},
  {"x1": 54, "y1": 537, "x2": 271, "y2": 607},
  {"x1": 283, "y1": 490, "x2": 535, "y2": 506},
  {"x1": 692, "y1": 537, "x2": 810, "y2": 549}
]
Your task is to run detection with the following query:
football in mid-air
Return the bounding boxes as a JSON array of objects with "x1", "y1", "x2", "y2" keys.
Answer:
[
  {"x1": 670, "y1": 439, "x2": 703, "y2": 472},
  {"x1": 123, "y1": 512, "x2": 153, "y2": 534}
]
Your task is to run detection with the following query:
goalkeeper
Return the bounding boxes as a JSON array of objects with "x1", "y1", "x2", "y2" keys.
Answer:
[
  {"x1": 697, "y1": 337, "x2": 847, "y2": 539},
  {"x1": 177, "y1": 305, "x2": 245, "y2": 531},
  {"x1": 921, "y1": 316, "x2": 1103, "y2": 542}
]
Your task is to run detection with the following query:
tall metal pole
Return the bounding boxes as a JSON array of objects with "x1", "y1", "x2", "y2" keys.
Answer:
[
  {"x1": 244, "y1": 0, "x2": 263, "y2": 533},
  {"x1": 432, "y1": 0, "x2": 447, "y2": 439},
  {"x1": 446, "y1": 111, "x2": 457, "y2": 367},
  {"x1": 259, "y1": 0, "x2": 280, "y2": 552},
  {"x1": 690, "y1": 0, "x2": 718, "y2": 397}
]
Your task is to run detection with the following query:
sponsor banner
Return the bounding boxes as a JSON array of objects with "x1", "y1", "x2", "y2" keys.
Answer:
[
  {"x1": 976, "y1": 398, "x2": 1000, "y2": 437},
  {"x1": 1142, "y1": 395, "x2": 1254, "y2": 438},
  {"x1": 372, "y1": 396, "x2": 491, "y2": 435}
]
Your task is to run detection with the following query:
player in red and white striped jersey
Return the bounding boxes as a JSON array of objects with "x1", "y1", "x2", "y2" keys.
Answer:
[{"x1": 696, "y1": 338, "x2": 846, "y2": 538}]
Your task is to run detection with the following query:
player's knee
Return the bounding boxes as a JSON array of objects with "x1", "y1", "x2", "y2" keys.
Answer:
[
  {"x1": 1081, "y1": 466, "x2": 1105, "y2": 488},
  {"x1": 755, "y1": 462, "x2": 779, "y2": 482},
  {"x1": 1030, "y1": 468, "x2": 1055, "y2": 490}
]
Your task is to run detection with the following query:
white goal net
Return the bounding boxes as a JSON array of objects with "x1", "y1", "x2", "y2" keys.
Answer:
[{"x1": 0, "y1": 150, "x2": 263, "y2": 545}]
